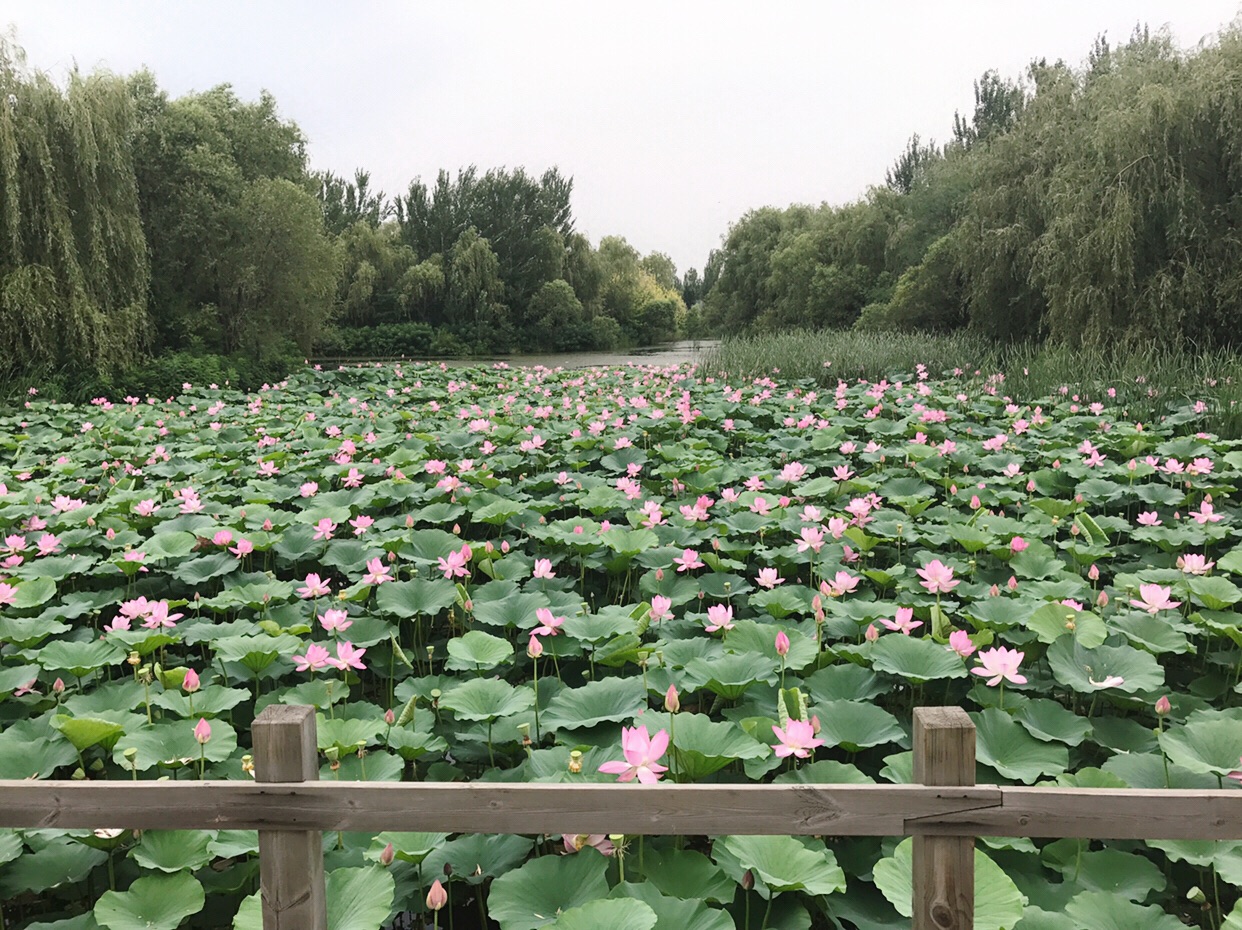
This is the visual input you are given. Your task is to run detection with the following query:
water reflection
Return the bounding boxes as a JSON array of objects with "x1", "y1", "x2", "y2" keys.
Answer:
[{"x1": 316, "y1": 340, "x2": 719, "y2": 371}]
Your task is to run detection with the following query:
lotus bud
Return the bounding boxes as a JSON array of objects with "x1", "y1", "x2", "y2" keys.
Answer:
[
  {"x1": 989, "y1": 584, "x2": 1000, "y2": 597},
  {"x1": 384, "y1": 708, "x2": 396, "y2": 726},
  {"x1": 810, "y1": 714, "x2": 821, "y2": 735},
  {"x1": 379, "y1": 841, "x2": 395, "y2": 867},
  {"x1": 1007, "y1": 576, "x2": 1018, "y2": 591},
  {"x1": 865, "y1": 624, "x2": 879, "y2": 642},
  {"x1": 263, "y1": 519, "x2": 273, "y2": 531},
  {"x1": 183, "y1": 668, "x2": 200, "y2": 693},
  {"x1": 426, "y1": 879, "x2": 448, "y2": 911},
  {"x1": 1088, "y1": 564, "x2": 1099, "y2": 581},
  {"x1": 775, "y1": 631, "x2": 790, "y2": 657},
  {"x1": 741, "y1": 869, "x2": 754, "y2": 891},
  {"x1": 485, "y1": 540, "x2": 494, "y2": 553},
  {"x1": 970, "y1": 495, "x2": 981, "y2": 510},
  {"x1": 665, "y1": 684, "x2": 680, "y2": 713},
  {"x1": 193, "y1": 718, "x2": 211, "y2": 744},
  {"x1": 452, "y1": 524, "x2": 461, "y2": 535},
  {"x1": 405, "y1": 514, "x2": 414, "y2": 527},
  {"x1": 1097, "y1": 590, "x2": 1109, "y2": 607},
  {"x1": 501, "y1": 540, "x2": 510, "y2": 553},
  {"x1": 1155, "y1": 695, "x2": 1171, "y2": 717},
  {"x1": 53, "y1": 678, "x2": 65, "y2": 694},
  {"x1": 655, "y1": 568, "x2": 664, "y2": 581},
  {"x1": 527, "y1": 634, "x2": 544, "y2": 659}
]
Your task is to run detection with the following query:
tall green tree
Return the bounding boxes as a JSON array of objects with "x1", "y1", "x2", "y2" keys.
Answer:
[{"x1": 0, "y1": 39, "x2": 148, "y2": 380}]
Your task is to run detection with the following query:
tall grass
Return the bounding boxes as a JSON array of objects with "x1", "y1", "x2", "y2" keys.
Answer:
[{"x1": 703, "y1": 329, "x2": 1242, "y2": 437}]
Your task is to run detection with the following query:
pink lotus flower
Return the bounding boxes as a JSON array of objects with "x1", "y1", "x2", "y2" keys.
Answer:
[
  {"x1": 0, "y1": 582, "x2": 16, "y2": 606},
  {"x1": 674, "y1": 549, "x2": 704, "y2": 572},
  {"x1": 361, "y1": 557, "x2": 392, "y2": 586},
  {"x1": 971, "y1": 647, "x2": 1027, "y2": 686},
  {"x1": 598, "y1": 725, "x2": 669, "y2": 783},
  {"x1": 948, "y1": 630, "x2": 976, "y2": 657},
  {"x1": 312, "y1": 518, "x2": 336, "y2": 541},
  {"x1": 704, "y1": 604, "x2": 734, "y2": 632},
  {"x1": 821, "y1": 570, "x2": 860, "y2": 597},
  {"x1": 319, "y1": 608, "x2": 352, "y2": 633},
  {"x1": 142, "y1": 601, "x2": 183, "y2": 629},
  {"x1": 1130, "y1": 583, "x2": 1181, "y2": 614},
  {"x1": 229, "y1": 538, "x2": 254, "y2": 558},
  {"x1": 756, "y1": 568, "x2": 785, "y2": 590},
  {"x1": 879, "y1": 607, "x2": 922, "y2": 635},
  {"x1": 212, "y1": 530, "x2": 234, "y2": 547},
  {"x1": 300, "y1": 482, "x2": 319, "y2": 498},
  {"x1": 648, "y1": 595, "x2": 672, "y2": 623},
  {"x1": 563, "y1": 833, "x2": 615, "y2": 856},
  {"x1": 1136, "y1": 511, "x2": 1162, "y2": 527},
  {"x1": 796, "y1": 526, "x2": 825, "y2": 554},
  {"x1": 297, "y1": 574, "x2": 332, "y2": 598},
  {"x1": 293, "y1": 643, "x2": 332, "y2": 672},
  {"x1": 133, "y1": 499, "x2": 160, "y2": 517},
  {"x1": 437, "y1": 544, "x2": 472, "y2": 579},
  {"x1": 1177, "y1": 554, "x2": 1214, "y2": 575},
  {"x1": 533, "y1": 607, "x2": 564, "y2": 636},
  {"x1": 532, "y1": 558, "x2": 555, "y2": 579},
  {"x1": 772, "y1": 719, "x2": 824, "y2": 759},
  {"x1": 350, "y1": 515, "x2": 374, "y2": 535},
  {"x1": 1190, "y1": 500, "x2": 1224, "y2": 524},
  {"x1": 35, "y1": 533, "x2": 61, "y2": 556},
  {"x1": 332, "y1": 641, "x2": 367, "y2": 671},
  {"x1": 1009, "y1": 536, "x2": 1028, "y2": 553},
  {"x1": 193, "y1": 718, "x2": 212, "y2": 744},
  {"x1": 917, "y1": 560, "x2": 959, "y2": 594},
  {"x1": 426, "y1": 879, "x2": 448, "y2": 912},
  {"x1": 1088, "y1": 675, "x2": 1125, "y2": 689}
]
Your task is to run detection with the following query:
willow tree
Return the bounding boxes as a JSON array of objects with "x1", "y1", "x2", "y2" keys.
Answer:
[{"x1": 0, "y1": 38, "x2": 148, "y2": 380}]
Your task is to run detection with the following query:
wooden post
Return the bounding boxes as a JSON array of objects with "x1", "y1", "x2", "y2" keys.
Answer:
[
  {"x1": 912, "y1": 706, "x2": 975, "y2": 930},
  {"x1": 254, "y1": 704, "x2": 327, "y2": 930}
]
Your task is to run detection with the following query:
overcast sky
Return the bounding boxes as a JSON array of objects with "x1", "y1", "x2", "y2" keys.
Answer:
[{"x1": 5, "y1": 2, "x2": 1239, "y2": 273}]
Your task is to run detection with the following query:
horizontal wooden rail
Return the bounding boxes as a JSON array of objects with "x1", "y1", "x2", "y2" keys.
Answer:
[{"x1": 0, "y1": 781, "x2": 1238, "y2": 839}]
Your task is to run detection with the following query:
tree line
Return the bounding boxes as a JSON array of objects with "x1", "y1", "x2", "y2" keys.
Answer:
[
  {"x1": 700, "y1": 24, "x2": 1242, "y2": 350},
  {"x1": 0, "y1": 38, "x2": 691, "y2": 395}
]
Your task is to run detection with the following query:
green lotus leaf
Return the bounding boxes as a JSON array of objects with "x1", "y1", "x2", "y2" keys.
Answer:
[
  {"x1": 1041, "y1": 839, "x2": 1165, "y2": 900},
  {"x1": 11, "y1": 576, "x2": 57, "y2": 609},
  {"x1": 37, "y1": 640, "x2": 125, "y2": 677},
  {"x1": 439, "y1": 678, "x2": 533, "y2": 722},
  {"x1": 473, "y1": 591, "x2": 550, "y2": 629},
  {"x1": 0, "y1": 837, "x2": 106, "y2": 896},
  {"x1": 973, "y1": 708, "x2": 1069, "y2": 783},
  {"x1": 546, "y1": 899, "x2": 657, "y2": 930},
  {"x1": 1062, "y1": 892, "x2": 1185, "y2": 930},
  {"x1": 1186, "y1": 575, "x2": 1242, "y2": 610},
  {"x1": 1111, "y1": 612, "x2": 1193, "y2": 655},
  {"x1": 803, "y1": 664, "x2": 889, "y2": 703},
  {"x1": 608, "y1": 882, "x2": 734, "y2": 930},
  {"x1": 52, "y1": 715, "x2": 127, "y2": 753},
  {"x1": 368, "y1": 831, "x2": 447, "y2": 864},
  {"x1": 94, "y1": 871, "x2": 205, "y2": 930},
  {"x1": 374, "y1": 578, "x2": 458, "y2": 618},
  {"x1": 638, "y1": 847, "x2": 736, "y2": 904},
  {"x1": 773, "y1": 759, "x2": 875, "y2": 784},
  {"x1": 446, "y1": 630, "x2": 514, "y2": 671},
  {"x1": 418, "y1": 834, "x2": 535, "y2": 884},
  {"x1": 1026, "y1": 603, "x2": 1106, "y2": 648},
  {"x1": 870, "y1": 633, "x2": 968, "y2": 683},
  {"x1": 129, "y1": 830, "x2": 215, "y2": 873},
  {"x1": 142, "y1": 531, "x2": 197, "y2": 560},
  {"x1": 173, "y1": 552, "x2": 240, "y2": 585},
  {"x1": 542, "y1": 676, "x2": 645, "y2": 731},
  {"x1": 1159, "y1": 716, "x2": 1242, "y2": 776},
  {"x1": 684, "y1": 652, "x2": 775, "y2": 699},
  {"x1": 601, "y1": 527, "x2": 659, "y2": 556},
  {"x1": 152, "y1": 685, "x2": 250, "y2": 718},
  {"x1": 873, "y1": 838, "x2": 1024, "y2": 930},
  {"x1": 325, "y1": 866, "x2": 396, "y2": 930},
  {"x1": 1013, "y1": 699, "x2": 1092, "y2": 746},
  {"x1": 488, "y1": 847, "x2": 610, "y2": 930},
  {"x1": 113, "y1": 718, "x2": 238, "y2": 771},
  {"x1": 715, "y1": 834, "x2": 846, "y2": 897},
  {"x1": 1046, "y1": 637, "x2": 1164, "y2": 694},
  {"x1": 724, "y1": 620, "x2": 818, "y2": 670},
  {"x1": 672, "y1": 712, "x2": 770, "y2": 780},
  {"x1": 813, "y1": 700, "x2": 905, "y2": 751}
]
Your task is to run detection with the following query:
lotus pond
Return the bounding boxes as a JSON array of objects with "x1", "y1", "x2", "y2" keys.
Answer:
[{"x1": 1, "y1": 360, "x2": 1241, "y2": 930}]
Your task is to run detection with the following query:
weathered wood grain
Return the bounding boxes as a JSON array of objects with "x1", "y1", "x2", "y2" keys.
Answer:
[
  {"x1": 0, "y1": 781, "x2": 997, "y2": 834},
  {"x1": 913, "y1": 707, "x2": 975, "y2": 930},
  {"x1": 253, "y1": 704, "x2": 326, "y2": 930}
]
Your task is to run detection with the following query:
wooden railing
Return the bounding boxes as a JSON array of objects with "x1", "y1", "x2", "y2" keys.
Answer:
[{"x1": 2, "y1": 705, "x2": 1240, "y2": 929}]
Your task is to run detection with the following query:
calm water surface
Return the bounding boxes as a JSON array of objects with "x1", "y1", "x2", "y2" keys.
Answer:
[{"x1": 317, "y1": 340, "x2": 719, "y2": 371}]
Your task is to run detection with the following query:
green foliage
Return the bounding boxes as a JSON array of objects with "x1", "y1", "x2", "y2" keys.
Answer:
[{"x1": 0, "y1": 39, "x2": 149, "y2": 381}]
